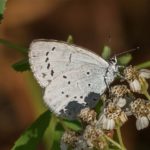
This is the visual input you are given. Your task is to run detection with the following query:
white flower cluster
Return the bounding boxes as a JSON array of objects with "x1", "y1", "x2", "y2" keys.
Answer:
[
  {"x1": 61, "y1": 66, "x2": 150, "y2": 150},
  {"x1": 130, "y1": 98, "x2": 150, "y2": 130},
  {"x1": 98, "y1": 102, "x2": 128, "y2": 130},
  {"x1": 98, "y1": 66, "x2": 150, "y2": 130}
]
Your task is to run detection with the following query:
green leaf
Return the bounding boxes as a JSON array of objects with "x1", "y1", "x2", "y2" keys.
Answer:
[
  {"x1": 0, "y1": 0, "x2": 7, "y2": 21},
  {"x1": 62, "y1": 120, "x2": 82, "y2": 131},
  {"x1": 67, "y1": 35, "x2": 74, "y2": 44},
  {"x1": 12, "y1": 59, "x2": 30, "y2": 72},
  {"x1": 117, "y1": 53, "x2": 132, "y2": 65},
  {"x1": 95, "y1": 98, "x2": 103, "y2": 115},
  {"x1": 0, "y1": 39, "x2": 28, "y2": 53},
  {"x1": 136, "y1": 61, "x2": 150, "y2": 69},
  {"x1": 12, "y1": 110, "x2": 51, "y2": 150},
  {"x1": 101, "y1": 46, "x2": 111, "y2": 60}
]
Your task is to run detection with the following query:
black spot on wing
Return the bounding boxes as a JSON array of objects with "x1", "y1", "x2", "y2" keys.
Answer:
[
  {"x1": 60, "y1": 101, "x2": 85, "y2": 120},
  {"x1": 51, "y1": 70, "x2": 54, "y2": 76},
  {"x1": 66, "y1": 95, "x2": 69, "y2": 98},
  {"x1": 47, "y1": 63, "x2": 50, "y2": 69},
  {"x1": 87, "y1": 72, "x2": 90, "y2": 75},
  {"x1": 52, "y1": 47, "x2": 55, "y2": 51},
  {"x1": 84, "y1": 92, "x2": 100, "y2": 107},
  {"x1": 63, "y1": 75, "x2": 67, "y2": 79},
  {"x1": 59, "y1": 93, "x2": 100, "y2": 120},
  {"x1": 45, "y1": 57, "x2": 49, "y2": 62},
  {"x1": 46, "y1": 51, "x2": 49, "y2": 56},
  {"x1": 47, "y1": 80, "x2": 51, "y2": 83},
  {"x1": 42, "y1": 73, "x2": 46, "y2": 78}
]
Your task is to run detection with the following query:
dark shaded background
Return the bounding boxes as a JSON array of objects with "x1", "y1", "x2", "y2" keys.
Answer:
[{"x1": 0, "y1": 0, "x2": 150, "y2": 150}]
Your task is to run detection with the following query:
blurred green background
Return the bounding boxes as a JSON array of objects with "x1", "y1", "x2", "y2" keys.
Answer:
[{"x1": 0, "y1": 0, "x2": 150, "y2": 150}]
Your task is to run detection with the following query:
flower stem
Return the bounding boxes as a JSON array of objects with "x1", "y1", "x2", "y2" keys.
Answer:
[
  {"x1": 104, "y1": 134, "x2": 122, "y2": 150},
  {"x1": 116, "y1": 124, "x2": 126, "y2": 150}
]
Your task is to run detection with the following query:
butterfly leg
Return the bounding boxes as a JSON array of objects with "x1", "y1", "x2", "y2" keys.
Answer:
[
  {"x1": 104, "y1": 75, "x2": 111, "y2": 93},
  {"x1": 116, "y1": 65, "x2": 125, "y2": 81},
  {"x1": 118, "y1": 73, "x2": 125, "y2": 79}
]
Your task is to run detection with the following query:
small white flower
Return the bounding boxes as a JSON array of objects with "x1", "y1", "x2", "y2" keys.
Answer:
[
  {"x1": 130, "y1": 98, "x2": 150, "y2": 130},
  {"x1": 78, "y1": 108, "x2": 97, "y2": 124},
  {"x1": 83, "y1": 125, "x2": 105, "y2": 149},
  {"x1": 97, "y1": 102, "x2": 127, "y2": 130},
  {"x1": 136, "y1": 116, "x2": 149, "y2": 130},
  {"x1": 61, "y1": 130, "x2": 78, "y2": 149},
  {"x1": 119, "y1": 112, "x2": 128, "y2": 123},
  {"x1": 124, "y1": 65, "x2": 139, "y2": 81},
  {"x1": 139, "y1": 69, "x2": 150, "y2": 79},
  {"x1": 110, "y1": 85, "x2": 131, "y2": 112},
  {"x1": 124, "y1": 66, "x2": 150, "y2": 93},
  {"x1": 110, "y1": 85, "x2": 130, "y2": 97},
  {"x1": 106, "y1": 118, "x2": 115, "y2": 130},
  {"x1": 115, "y1": 97, "x2": 127, "y2": 108},
  {"x1": 129, "y1": 79, "x2": 141, "y2": 93},
  {"x1": 99, "y1": 115, "x2": 115, "y2": 130},
  {"x1": 123, "y1": 66, "x2": 141, "y2": 93}
]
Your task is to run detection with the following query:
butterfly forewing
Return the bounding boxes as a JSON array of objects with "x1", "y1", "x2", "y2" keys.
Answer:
[{"x1": 29, "y1": 40, "x2": 108, "y2": 88}]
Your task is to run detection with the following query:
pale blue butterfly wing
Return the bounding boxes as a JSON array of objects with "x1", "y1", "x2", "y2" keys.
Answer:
[{"x1": 29, "y1": 40, "x2": 116, "y2": 119}]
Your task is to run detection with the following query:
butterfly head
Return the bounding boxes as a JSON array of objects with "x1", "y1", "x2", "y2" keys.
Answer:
[{"x1": 108, "y1": 56, "x2": 118, "y2": 73}]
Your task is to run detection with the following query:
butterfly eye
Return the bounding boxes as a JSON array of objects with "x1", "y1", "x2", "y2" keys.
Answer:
[
  {"x1": 109, "y1": 56, "x2": 117, "y2": 64},
  {"x1": 110, "y1": 58, "x2": 115, "y2": 62}
]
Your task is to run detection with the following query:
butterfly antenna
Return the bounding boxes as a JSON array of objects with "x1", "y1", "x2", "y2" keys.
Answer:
[{"x1": 115, "y1": 46, "x2": 140, "y2": 57}]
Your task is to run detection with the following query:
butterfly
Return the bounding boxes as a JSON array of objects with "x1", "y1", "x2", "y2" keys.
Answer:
[{"x1": 29, "y1": 39, "x2": 119, "y2": 119}]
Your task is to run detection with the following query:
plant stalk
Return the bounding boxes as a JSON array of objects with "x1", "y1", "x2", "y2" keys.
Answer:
[
  {"x1": 116, "y1": 124, "x2": 126, "y2": 150},
  {"x1": 104, "y1": 134, "x2": 122, "y2": 150}
]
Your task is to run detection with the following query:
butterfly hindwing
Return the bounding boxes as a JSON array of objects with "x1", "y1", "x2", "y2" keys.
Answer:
[{"x1": 43, "y1": 64, "x2": 108, "y2": 119}]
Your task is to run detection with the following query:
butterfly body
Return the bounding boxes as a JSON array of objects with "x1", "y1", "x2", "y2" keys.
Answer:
[{"x1": 29, "y1": 40, "x2": 118, "y2": 119}]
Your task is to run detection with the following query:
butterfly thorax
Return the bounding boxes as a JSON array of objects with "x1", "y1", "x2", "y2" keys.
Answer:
[{"x1": 104, "y1": 56, "x2": 118, "y2": 85}]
